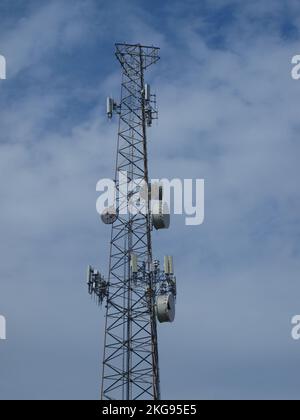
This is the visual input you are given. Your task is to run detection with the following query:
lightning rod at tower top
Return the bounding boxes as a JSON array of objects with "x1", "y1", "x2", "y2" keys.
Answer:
[{"x1": 87, "y1": 43, "x2": 177, "y2": 401}]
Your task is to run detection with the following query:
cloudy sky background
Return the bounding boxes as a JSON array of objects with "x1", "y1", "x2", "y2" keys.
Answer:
[{"x1": 1, "y1": 0, "x2": 300, "y2": 400}]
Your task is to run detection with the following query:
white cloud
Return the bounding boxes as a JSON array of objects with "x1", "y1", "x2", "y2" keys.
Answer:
[
  {"x1": 0, "y1": 0, "x2": 97, "y2": 78},
  {"x1": 1, "y1": 0, "x2": 300, "y2": 400}
]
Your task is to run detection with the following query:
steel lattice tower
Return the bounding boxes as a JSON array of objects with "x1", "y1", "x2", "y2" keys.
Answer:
[{"x1": 88, "y1": 43, "x2": 177, "y2": 401}]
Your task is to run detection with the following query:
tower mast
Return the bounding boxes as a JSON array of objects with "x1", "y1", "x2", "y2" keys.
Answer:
[{"x1": 88, "y1": 43, "x2": 177, "y2": 401}]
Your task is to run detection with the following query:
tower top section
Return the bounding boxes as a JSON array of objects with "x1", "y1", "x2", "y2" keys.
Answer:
[
  {"x1": 106, "y1": 42, "x2": 159, "y2": 125},
  {"x1": 115, "y1": 43, "x2": 160, "y2": 71}
]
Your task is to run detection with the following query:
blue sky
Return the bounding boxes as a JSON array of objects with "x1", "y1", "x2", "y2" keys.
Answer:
[{"x1": 1, "y1": 0, "x2": 300, "y2": 400}]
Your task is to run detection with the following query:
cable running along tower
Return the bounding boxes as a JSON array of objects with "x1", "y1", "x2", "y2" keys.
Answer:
[{"x1": 87, "y1": 43, "x2": 177, "y2": 400}]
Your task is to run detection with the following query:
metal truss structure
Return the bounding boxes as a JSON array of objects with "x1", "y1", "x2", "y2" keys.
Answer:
[
  {"x1": 103, "y1": 43, "x2": 160, "y2": 400},
  {"x1": 87, "y1": 43, "x2": 177, "y2": 401}
]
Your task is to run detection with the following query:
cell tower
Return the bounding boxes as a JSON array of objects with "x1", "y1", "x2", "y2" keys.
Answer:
[{"x1": 87, "y1": 43, "x2": 177, "y2": 400}]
